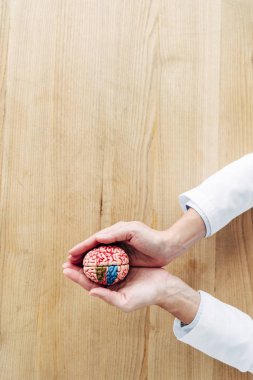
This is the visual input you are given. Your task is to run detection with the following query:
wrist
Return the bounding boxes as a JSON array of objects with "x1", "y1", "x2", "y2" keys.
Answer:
[
  {"x1": 156, "y1": 273, "x2": 200, "y2": 325},
  {"x1": 161, "y1": 208, "x2": 206, "y2": 262}
]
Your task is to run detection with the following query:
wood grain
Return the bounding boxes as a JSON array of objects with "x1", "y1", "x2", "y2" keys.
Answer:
[{"x1": 0, "y1": 1, "x2": 252, "y2": 379}]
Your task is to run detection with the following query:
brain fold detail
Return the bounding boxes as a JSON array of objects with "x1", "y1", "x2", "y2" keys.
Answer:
[{"x1": 83, "y1": 245, "x2": 129, "y2": 285}]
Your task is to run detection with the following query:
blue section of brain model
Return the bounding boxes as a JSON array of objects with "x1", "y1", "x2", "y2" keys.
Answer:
[{"x1": 106, "y1": 265, "x2": 118, "y2": 285}]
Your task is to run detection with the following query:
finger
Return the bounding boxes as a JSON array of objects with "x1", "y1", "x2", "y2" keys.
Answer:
[
  {"x1": 68, "y1": 222, "x2": 127, "y2": 256},
  {"x1": 95, "y1": 226, "x2": 135, "y2": 244},
  {"x1": 68, "y1": 234, "x2": 99, "y2": 256},
  {"x1": 62, "y1": 262, "x2": 84, "y2": 273},
  {"x1": 63, "y1": 268, "x2": 98, "y2": 291},
  {"x1": 68, "y1": 255, "x2": 85, "y2": 266},
  {"x1": 89, "y1": 287, "x2": 128, "y2": 310},
  {"x1": 94, "y1": 222, "x2": 126, "y2": 235}
]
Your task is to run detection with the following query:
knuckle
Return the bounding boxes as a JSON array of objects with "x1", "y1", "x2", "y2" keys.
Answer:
[
  {"x1": 120, "y1": 299, "x2": 132, "y2": 313},
  {"x1": 126, "y1": 231, "x2": 135, "y2": 241},
  {"x1": 132, "y1": 220, "x2": 143, "y2": 227},
  {"x1": 122, "y1": 305, "x2": 131, "y2": 313},
  {"x1": 117, "y1": 220, "x2": 126, "y2": 226}
]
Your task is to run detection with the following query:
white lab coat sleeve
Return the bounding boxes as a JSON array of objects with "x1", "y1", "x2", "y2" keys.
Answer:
[
  {"x1": 173, "y1": 291, "x2": 253, "y2": 373},
  {"x1": 178, "y1": 153, "x2": 253, "y2": 236}
]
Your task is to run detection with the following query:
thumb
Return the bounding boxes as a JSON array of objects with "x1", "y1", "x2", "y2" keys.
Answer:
[{"x1": 89, "y1": 288, "x2": 128, "y2": 310}]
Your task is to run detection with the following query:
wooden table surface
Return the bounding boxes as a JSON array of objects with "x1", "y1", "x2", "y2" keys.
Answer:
[{"x1": 0, "y1": 1, "x2": 252, "y2": 379}]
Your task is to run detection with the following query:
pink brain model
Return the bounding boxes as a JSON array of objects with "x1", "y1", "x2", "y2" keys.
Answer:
[{"x1": 83, "y1": 245, "x2": 129, "y2": 285}]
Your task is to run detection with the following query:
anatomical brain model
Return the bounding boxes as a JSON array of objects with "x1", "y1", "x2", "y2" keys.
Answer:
[{"x1": 83, "y1": 245, "x2": 129, "y2": 285}]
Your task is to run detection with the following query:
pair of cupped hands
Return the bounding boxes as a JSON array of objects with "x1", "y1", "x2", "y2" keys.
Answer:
[{"x1": 63, "y1": 211, "x2": 205, "y2": 322}]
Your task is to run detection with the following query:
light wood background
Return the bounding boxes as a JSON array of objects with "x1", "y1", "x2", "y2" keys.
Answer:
[{"x1": 0, "y1": 0, "x2": 252, "y2": 379}]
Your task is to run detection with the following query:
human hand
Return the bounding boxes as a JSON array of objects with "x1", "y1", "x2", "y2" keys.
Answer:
[
  {"x1": 62, "y1": 262, "x2": 200, "y2": 323},
  {"x1": 63, "y1": 262, "x2": 168, "y2": 310},
  {"x1": 67, "y1": 221, "x2": 171, "y2": 267},
  {"x1": 68, "y1": 209, "x2": 205, "y2": 268}
]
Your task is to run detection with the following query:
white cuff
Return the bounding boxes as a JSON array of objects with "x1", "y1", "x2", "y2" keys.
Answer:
[
  {"x1": 173, "y1": 290, "x2": 203, "y2": 338},
  {"x1": 179, "y1": 188, "x2": 218, "y2": 237},
  {"x1": 185, "y1": 200, "x2": 211, "y2": 237},
  {"x1": 173, "y1": 291, "x2": 253, "y2": 373},
  {"x1": 178, "y1": 154, "x2": 253, "y2": 237}
]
